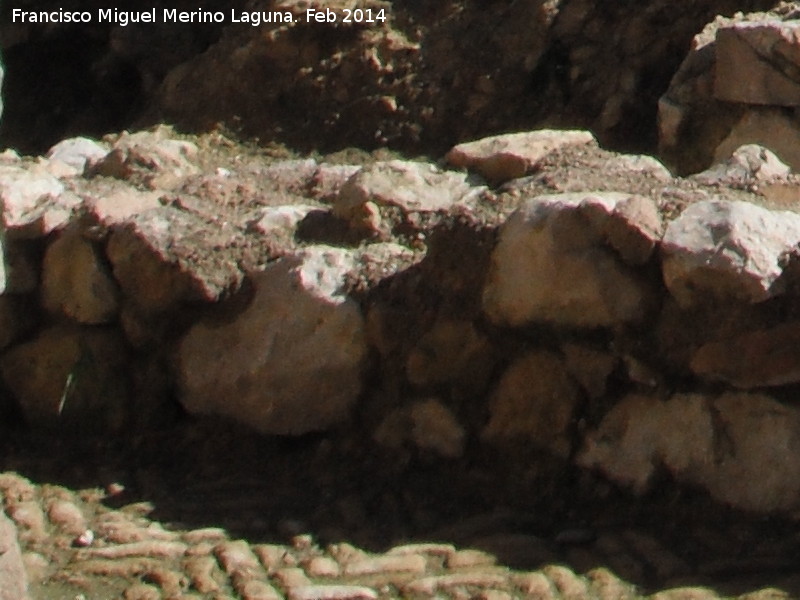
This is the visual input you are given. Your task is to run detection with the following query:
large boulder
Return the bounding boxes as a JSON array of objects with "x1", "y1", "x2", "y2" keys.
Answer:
[
  {"x1": 578, "y1": 392, "x2": 800, "y2": 513},
  {"x1": 483, "y1": 192, "x2": 658, "y2": 328},
  {"x1": 177, "y1": 246, "x2": 367, "y2": 435},
  {"x1": 661, "y1": 200, "x2": 800, "y2": 306},
  {"x1": 659, "y1": 6, "x2": 800, "y2": 174}
]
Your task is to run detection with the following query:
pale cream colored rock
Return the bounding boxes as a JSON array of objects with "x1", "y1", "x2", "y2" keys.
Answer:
[
  {"x1": 288, "y1": 585, "x2": 378, "y2": 600},
  {"x1": 240, "y1": 580, "x2": 282, "y2": 600},
  {"x1": 0, "y1": 325, "x2": 130, "y2": 431},
  {"x1": 483, "y1": 351, "x2": 580, "y2": 457},
  {"x1": 579, "y1": 392, "x2": 800, "y2": 512},
  {"x1": 483, "y1": 193, "x2": 651, "y2": 328},
  {"x1": 542, "y1": 565, "x2": 589, "y2": 599},
  {"x1": 41, "y1": 228, "x2": 120, "y2": 324},
  {"x1": 661, "y1": 200, "x2": 800, "y2": 305},
  {"x1": 46, "y1": 136, "x2": 108, "y2": 173},
  {"x1": 386, "y1": 543, "x2": 455, "y2": 557},
  {"x1": 21, "y1": 551, "x2": 48, "y2": 583},
  {"x1": 409, "y1": 398, "x2": 466, "y2": 459},
  {"x1": 333, "y1": 160, "x2": 474, "y2": 233},
  {"x1": 78, "y1": 540, "x2": 189, "y2": 559},
  {"x1": 404, "y1": 572, "x2": 508, "y2": 595},
  {"x1": 46, "y1": 499, "x2": 87, "y2": 536},
  {"x1": 93, "y1": 129, "x2": 199, "y2": 189},
  {"x1": 584, "y1": 567, "x2": 637, "y2": 600},
  {"x1": 445, "y1": 130, "x2": 595, "y2": 182},
  {"x1": 274, "y1": 567, "x2": 313, "y2": 589},
  {"x1": 182, "y1": 527, "x2": 228, "y2": 545},
  {"x1": 253, "y1": 544, "x2": 293, "y2": 572},
  {"x1": 6, "y1": 501, "x2": 47, "y2": 544},
  {"x1": 693, "y1": 144, "x2": 790, "y2": 187},
  {"x1": 650, "y1": 588, "x2": 721, "y2": 600},
  {"x1": 343, "y1": 553, "x2": 427, "y2": 576},
  {"x1": 0, "y1": 509, "x2": 30, "y2": 600},
  {"x1": 0, "y1": 164, "x2": 66, "y2": 236},
  {"x1": 215, "y1": 540, "x2": 265, "y2": 577},
  {"x1": 83, "y1": 185, "x2": 163, "y2": 226},
  {"x1": 123, "y1": 584, "x2": 161, "y2": 600},
  {"x1": 715, "y1": 21, "x2": 800, "y2": 106},
  {"x1": 713, "y1": 108, "x2": 800, "y2": 171},
  {"x1": 304, "y1": 556, "x2": 340, "y2": 578},
  {"x1": 184, "y1": 555, "x2": 222, "y2": 593},
  {"x1": 446, "y1": 549, "x2": 496, "y2": 569},
  {"x1": 512, "y1": 571, "x2": 556, "y2": 598},
  {"x1": 248, "y1": 205, "x2": 317, "y2": 236},
  {"x1": 178, "y1": 247, "x2": 366, "y2": 435}
]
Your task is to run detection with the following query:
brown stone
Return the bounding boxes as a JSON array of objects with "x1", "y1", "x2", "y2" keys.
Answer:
[
  {"x1": 715, "y1": 22, "x2": 800, "y2": 106},
  {"x1": 691, "y1": 322, "x2": 800, "y2": 388},
  {"x1": 483, "y1": 351, "x2": 581, "y2": 457},
  {"x1": 0, "y1": 325, "x2": 131, "y2": 432},
  {"x1": 41, "y1": 227, "x2": 121, "y2": 324}
]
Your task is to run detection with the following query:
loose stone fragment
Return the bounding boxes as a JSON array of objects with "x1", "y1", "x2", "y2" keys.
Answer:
[
  {"x1": 253, "y1": 544, "x2": 293, "y2": 572},
  {"x1": 46, "y1": 499, "x2": 87, "y2": 536},
  {"x1": 124, "y1": 584, "x2": 161, "y2": 600},
  {"x1": 6, "y1": 501, "x2": 47, "y2": 543},
  {"x1": 78, "y1": 540, "x2": 188, "y2": 559},
  {"x1": 343, "y1": 553, "x2": 427, "y2": 576},
  {"x1": 182, "y1": 527, "x2": 228, "y2": 545},
  {"x1": 584, "y1": 567, "x2": 637, "y2": 600},
  {"x1": 47, "y1": 136, "x2": 108, "y2": 173},
  {"x1": 542, "y1": 565, "x2": 590, "y2": 598},
  {"x1": 445, "y1": 130, "x2": 596, "y2": 182},
  {"x1": 0, "y1": 508, "x2": 29, "y2": 600},
  {"x1": 650, "y1": 588, "x2": 721, "y2": 600},
  {"x1": 304, "y1": 556, "x2": 340, "y2": 578},
  {"x1": 512, "y1": 572, "x2": 557, "y2": 598},
  {"x1": 288, "y1": 585, "x2": 378, "y2": 600},
  {"x1": 387, "y1": 543, "x2": 456, "y2": 557},
  {"x1": 274, "y1": 566, "x2": 313, "y2": 589},
  {"x1": 240, "y1": 580, "x2": 283, "y2": 600},
  {"x1": 184, "y1": 555, "x2": 222, "y2": 593},
  {"x1": 446, "y1": 549, "x2": 497, "y2": 569},
  {"x1": 216, "y1": 540, "x2": 265, "y2": 577},
  {"x1": 403, "y1": 572, "x2": 508, "y2": 595}
]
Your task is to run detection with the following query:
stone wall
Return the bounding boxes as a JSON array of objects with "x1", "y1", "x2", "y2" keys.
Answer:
[{"x1": 4, "y1": 126, "x2": 800, "y2": 518}]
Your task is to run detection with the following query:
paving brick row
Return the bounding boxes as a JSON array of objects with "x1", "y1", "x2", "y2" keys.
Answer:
[{"x1": 0, "y1": 472, "x2": 787, "y2": 600}]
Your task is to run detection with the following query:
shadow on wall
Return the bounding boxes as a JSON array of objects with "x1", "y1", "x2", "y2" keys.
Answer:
[{"x1": 0, "y1": 31, "x2": 144, "y2": 154}]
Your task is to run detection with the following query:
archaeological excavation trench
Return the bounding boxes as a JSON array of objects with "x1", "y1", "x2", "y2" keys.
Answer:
[{"x1": 8, "y1": 1, "x2": 800, "y2": 599}]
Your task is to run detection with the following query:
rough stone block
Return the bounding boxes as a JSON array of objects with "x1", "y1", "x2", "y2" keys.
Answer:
[{"x1": 715, "y1": 22, "x2": 800, "y2": 106}]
